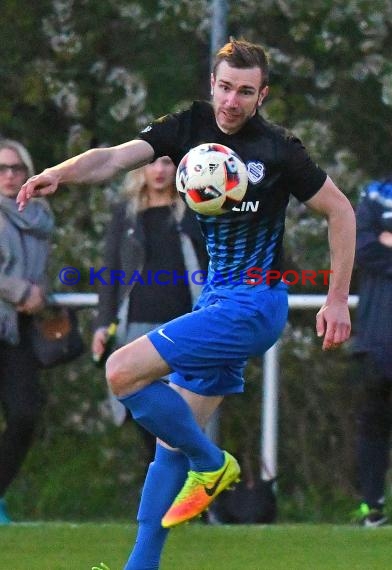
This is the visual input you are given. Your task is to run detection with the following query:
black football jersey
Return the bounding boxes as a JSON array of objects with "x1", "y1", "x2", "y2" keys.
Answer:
[{"x1": 138, "y1": 101, "x2": 327, "y2": 285}]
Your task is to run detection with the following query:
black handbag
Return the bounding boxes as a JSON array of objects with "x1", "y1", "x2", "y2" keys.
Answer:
[
  {"x1": 208, "y1": 478, "x2": 278, "y2": 524},
  {"x1": 32, "y1": 306, "x2": 85, "y2": 369}
]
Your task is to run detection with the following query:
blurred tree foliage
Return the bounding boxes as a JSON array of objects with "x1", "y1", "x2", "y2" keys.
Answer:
[{"x1": 3, "y1": 0, "x2": 392, "y2": 521}]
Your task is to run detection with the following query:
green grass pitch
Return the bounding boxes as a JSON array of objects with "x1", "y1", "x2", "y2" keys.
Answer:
[{"x1": 0, "y1": 522, "x2": 391, "y2": 569}]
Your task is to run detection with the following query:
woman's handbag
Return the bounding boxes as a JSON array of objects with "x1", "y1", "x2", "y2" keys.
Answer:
[
  {"x1": 32, "y1": 306, "x2": 85, "y2": 369},
  {"x1": 209, "y1": 478, "x2": 277, "y2": 524}
]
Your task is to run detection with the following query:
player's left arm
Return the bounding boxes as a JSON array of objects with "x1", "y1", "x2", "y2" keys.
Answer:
[{"x1": 304, "y1": 176, "x2": 356, "y2": 350}]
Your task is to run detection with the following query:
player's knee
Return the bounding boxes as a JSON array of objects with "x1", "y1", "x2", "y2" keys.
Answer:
[{"x1": 105, "y1": 350, "x2": 135, "y2": 395}]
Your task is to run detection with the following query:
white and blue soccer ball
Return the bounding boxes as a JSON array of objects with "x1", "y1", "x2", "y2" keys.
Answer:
[{"x1": 175, "y1": 143, "x2": 248, "y2": 215}]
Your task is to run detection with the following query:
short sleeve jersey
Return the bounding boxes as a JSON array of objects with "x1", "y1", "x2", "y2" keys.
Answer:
[{"x1": 138, "y1": 101, "x2": 327, "y2": 286}]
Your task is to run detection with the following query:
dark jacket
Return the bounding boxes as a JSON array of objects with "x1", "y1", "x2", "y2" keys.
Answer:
[
  {"x1": 94, "y1": 200, "x2": 208, "y2": 329},
  {"x1": 353, "y1": 179, "x2": 392, "y2": 378}
]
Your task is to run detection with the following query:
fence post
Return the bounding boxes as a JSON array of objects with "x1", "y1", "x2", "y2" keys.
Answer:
[
  {"x1": 261, "y1": 341, "x2": 280, "y2": 480},
  {"x1": 260, "y1": 294, "x2": 358, "y2": 482}
]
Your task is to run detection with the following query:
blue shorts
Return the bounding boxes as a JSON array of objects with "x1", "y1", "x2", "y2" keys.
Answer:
[{"x1": 148, "y1": 282, "x2": 288, "y2": 396}]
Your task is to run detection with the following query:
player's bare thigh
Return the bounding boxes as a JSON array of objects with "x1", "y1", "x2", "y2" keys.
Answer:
[
  {"x1": 106, "y1": 334, "x2": 170, "y2": 396},
  {"x1": 158, "y1": 384, "x2": 223, "y2": 451}
]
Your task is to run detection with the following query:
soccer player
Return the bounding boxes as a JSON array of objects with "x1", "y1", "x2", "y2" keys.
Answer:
[{"x1": 17, "y1": 39, "x2": 355, "y2": 569}]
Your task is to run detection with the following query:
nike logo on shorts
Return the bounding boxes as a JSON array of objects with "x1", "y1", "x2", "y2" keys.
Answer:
[{"x1": 157, "y1": 328, "x2": 175, "y2": 344}]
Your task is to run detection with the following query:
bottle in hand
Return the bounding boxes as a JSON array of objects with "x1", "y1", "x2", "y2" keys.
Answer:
[{"x1": 93, "y1": 320, "x2": 118, "y2": 367}]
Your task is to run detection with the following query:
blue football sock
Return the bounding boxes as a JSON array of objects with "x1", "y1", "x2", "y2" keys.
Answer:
[
  {"x1": 124, "y1": 444, "x2": 189, "y2": 570},
  {"x1": 119, "y1": 381, "x2": 223, "y2": 471}
]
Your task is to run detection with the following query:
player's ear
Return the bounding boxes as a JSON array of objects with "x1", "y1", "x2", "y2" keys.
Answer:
[
  {"x1": 258, "y1": 85, "x2": 269, "y2": 106},
  {"x1": 210, "y1": 73, "x2": 215, "y2": 96}
]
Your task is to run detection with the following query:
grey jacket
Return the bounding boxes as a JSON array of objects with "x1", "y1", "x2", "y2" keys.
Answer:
[{"x1": 0, "y1": 195, "x2": 54, "y2": 344}]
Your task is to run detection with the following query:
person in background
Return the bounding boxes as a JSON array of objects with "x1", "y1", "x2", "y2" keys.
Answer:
[
  {"x1": 17, "y1": 38, "x2": 355, "y2": 569},
  {"x1": 91, "y1": 156, "x2": 207, "y2": 461},
  {"x1": 0, "y1": 139, "x2": 54, "y2": 524},
  {"x1": 352, "y1": 176, "x2": 392, "y2": 527}
]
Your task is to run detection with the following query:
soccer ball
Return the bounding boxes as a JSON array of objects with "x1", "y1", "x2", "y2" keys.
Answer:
[{"x1": 175, "y1": 143, "x2": 248, "y2": 215}]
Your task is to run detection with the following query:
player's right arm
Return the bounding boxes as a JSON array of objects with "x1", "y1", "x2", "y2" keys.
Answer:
[{"x1": 17, "y1": 139, "x2": 154, "y2": 210}]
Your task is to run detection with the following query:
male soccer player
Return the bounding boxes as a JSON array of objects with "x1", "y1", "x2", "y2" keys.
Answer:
[{"x1": 18, "y1": 39, "x2": 355, "y2": 570}]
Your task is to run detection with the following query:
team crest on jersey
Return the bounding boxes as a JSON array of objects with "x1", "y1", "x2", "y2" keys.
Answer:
[{"x1": 246, "y1": 161, "x2": 265, "y2": 184}]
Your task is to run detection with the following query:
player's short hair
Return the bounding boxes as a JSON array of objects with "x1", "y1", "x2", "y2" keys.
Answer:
[
  {"x1": 0, "y1": 138, "x2": 35, "y2": 177},
  {"x1": 212, "y1": 37, "x2": 269, "y2": 88}
]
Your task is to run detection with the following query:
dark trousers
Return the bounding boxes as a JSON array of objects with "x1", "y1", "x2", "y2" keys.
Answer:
[
  {"x1": 354, "y1": 353, "x2": 392, "y2": 508},
  {"x1": 0, "y1": 316, "x2": 43, "y2": 496}
]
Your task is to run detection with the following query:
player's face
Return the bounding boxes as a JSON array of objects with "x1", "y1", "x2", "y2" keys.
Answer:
[
  {"x1": 211, "y1": 61, "x2": 269, "y2": 135},
  {"x1": 144, "y1": 156, "x2": 176, "y2": 192},
  {"x1": 0, "y1": 148, "x2": 28, "y2": 198}
]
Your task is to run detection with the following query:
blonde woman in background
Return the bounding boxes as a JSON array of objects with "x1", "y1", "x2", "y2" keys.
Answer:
[{"x1": 92, "y1": 156, "x2": 207, "y2": 459}]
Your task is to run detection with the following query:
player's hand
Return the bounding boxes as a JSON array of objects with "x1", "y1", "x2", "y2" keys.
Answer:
[
  {"x1": 16, "y1": 171, "x2": 60, "y2": 211},
  {"x1": 315, "y1": 299, "x2": 351, "y2": 351}
]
